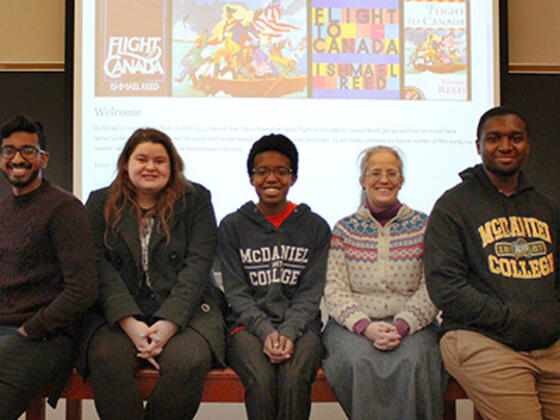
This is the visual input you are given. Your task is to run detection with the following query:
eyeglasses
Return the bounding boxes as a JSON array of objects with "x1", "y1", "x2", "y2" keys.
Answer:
[
  {"x1": 365, "y1": 170, "x2": 401, "y2": 182},
  {"x1": 252, "y1": 167, "x2": 293, "y2": 178},
  {"x1": 0, "y1": 145, "x2": 44, "y2": 160}
]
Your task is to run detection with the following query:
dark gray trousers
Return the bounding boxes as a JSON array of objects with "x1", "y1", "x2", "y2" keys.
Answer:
[
  {"x1": 0, "y1": 326, "x2": 73, "y2": 420},
  {"x1": 227, "y1": 329, "x2": 324, "y2": 420},
  {"x1": 88, "y1": 324, "x2": 212, "y2": 420}
]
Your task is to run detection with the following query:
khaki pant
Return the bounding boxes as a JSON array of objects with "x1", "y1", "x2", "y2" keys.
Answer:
[{"x1": 440, "y1": 330, "x2": 560, "y2": 420}]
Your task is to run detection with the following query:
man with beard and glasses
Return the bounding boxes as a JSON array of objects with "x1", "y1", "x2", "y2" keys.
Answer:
[
  {"x1": 0, "y1": 115, "x2": 97, "y2": 419},
  {"x1": 424, "y1": 106, "x2": 560, "y2": 420}
]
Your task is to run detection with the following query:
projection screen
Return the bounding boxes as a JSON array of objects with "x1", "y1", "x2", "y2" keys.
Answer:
[{"x1": 74, "y1": 0, "x2": 500, "y2": 226}]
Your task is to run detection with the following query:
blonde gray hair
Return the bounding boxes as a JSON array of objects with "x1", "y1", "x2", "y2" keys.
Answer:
[{"x1": 358, "y1": 145, "x2": 404, "y2": 205}]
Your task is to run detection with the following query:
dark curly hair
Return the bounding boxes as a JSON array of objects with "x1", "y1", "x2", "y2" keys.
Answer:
[
  {"x1": 1, "y1": 115, "x2": 47, "y2": 150},
  {"x1": 246, "y1": 133, "x2": 298, "y2": 177},
  {"x1": 476, "y1": 106, "x2": 529, "y2": 140}
]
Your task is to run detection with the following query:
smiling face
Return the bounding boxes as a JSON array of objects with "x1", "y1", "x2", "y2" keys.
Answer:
[
  {"x1": 476, "y1": 114, "x2": 529, "y2": 178},
  {"x1": 0, "y1": 131, "x2": 48, "y2": 196},
  {"x1": 126, "y1": 141, "x2": 171, "y2": 205},
  {"x1": 250, "y1": 151, "x2": 295, "y2": 216},
  {"x1": 360, "y1": 150, "x2": 403, "y2": 212}
]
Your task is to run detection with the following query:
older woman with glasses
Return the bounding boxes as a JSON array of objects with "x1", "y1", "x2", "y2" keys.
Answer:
[{"x1": 322, "y1": 146, "x2": 447, "y2": 419}]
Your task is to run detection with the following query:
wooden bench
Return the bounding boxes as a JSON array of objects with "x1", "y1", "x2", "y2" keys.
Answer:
[{"x1": 25, "y1": 368, "x2": 481, "y2": 420}]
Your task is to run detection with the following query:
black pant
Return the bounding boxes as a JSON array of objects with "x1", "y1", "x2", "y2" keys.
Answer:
[
  {"x1": 227, "y1": 329, "x2": 324, "y2": 420},
  {"x1": 88, "y1": 324, "x2": 212, "y2": 420},
  {"x1": 0, "y1": 327, "x2": 73, "y2": 420}
]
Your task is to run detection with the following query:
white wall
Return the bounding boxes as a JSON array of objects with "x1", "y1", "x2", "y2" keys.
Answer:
[
  {"x1": 508, "y1": 0, "x2": 560, "y2": 66},
  {"x1": 0, "y1": 0, "x2": 64, "y2": 65}
]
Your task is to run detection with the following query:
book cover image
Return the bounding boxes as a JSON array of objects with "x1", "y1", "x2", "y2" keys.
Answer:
[
  {"x1": 403, "y1": 0, "x2": 470, "y2": 101},
  {"x1": 94, "y1": 1, "x2": 470, "y2": 100},
  {"x1": 172, "y1": 0, "x2": 307, "y2": 98},
  {"x1": 96, "y1": 0, "x2": 170, "y2": 96},
  {"x1": 311, "y1": 0, "x2": 400, "y2": 100}
]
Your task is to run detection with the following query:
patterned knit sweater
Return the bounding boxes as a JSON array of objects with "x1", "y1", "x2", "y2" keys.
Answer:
[{"x1": 324, "y1": 204, "x2": 437, "y2": 335}]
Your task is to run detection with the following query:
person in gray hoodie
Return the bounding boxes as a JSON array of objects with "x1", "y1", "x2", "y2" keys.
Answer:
[
  {"x1": 218, "y1": 133, "x2": 330, "y2": 420},
  {"x1": 424, "y1": 106, "x2": 560, "y2": 420}
]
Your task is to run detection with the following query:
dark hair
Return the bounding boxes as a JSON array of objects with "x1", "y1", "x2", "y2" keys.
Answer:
[
  {"x1": 247, "y1": 133, "x2": 298, "y2": 177},
  {"x1": 0, "y1": 115, "x2": 47, "y2": 150},
  {"x1": 476, "y1": 106, "x2": 529, "y2": 140},
  {"x1": 103, "y1": 128, "x2": 189, "y2": 246}
]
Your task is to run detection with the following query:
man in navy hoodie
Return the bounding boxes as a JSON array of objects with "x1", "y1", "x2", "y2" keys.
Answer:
[
  {"x1": 218, "y1": 134, "x2": 330, "y2": 420},
  {"x1": 425, "y1": 106, "x2": 560, "y2": 419}
]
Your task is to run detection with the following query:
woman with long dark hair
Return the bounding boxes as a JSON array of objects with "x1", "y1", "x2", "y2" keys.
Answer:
[{"x1": 81, "y1": 128, "x2": 225, "y2": 420}]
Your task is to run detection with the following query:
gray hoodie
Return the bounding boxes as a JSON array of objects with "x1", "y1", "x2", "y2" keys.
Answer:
[{"x1": 218, "y1": 201, "x2": 330, "y2": 342}]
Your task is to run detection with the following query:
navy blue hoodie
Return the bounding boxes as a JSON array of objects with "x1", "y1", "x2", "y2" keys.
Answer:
[
  {"x1": 425, "y1": 164, "x2": 560, "y2": 351},
  {"x1": 218, "y1": 201, "x2": 330, "y2": 342}
]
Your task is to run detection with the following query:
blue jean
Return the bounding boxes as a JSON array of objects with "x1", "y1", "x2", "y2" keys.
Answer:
[{"x1": 0, "y1": 326, "x2": 73, "y2": 420}]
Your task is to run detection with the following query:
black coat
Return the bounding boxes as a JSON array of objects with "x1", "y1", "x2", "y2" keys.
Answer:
[{"x1": 77, "y1": 182, "x2": 226, "y2": 375}]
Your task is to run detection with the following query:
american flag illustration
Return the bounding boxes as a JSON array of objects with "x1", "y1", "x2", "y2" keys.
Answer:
[{"x1": 251, "y1": 0, "x2": 300, "y2": 39}]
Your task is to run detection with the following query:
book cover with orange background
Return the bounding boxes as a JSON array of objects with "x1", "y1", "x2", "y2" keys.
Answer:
[{"x1": 96, "y1": 0, "x2": 170, "y2": 96}]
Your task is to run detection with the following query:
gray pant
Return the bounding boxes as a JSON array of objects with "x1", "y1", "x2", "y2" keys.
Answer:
[
  {"x1": 227, "y1": 329, "x2": 324, "y2": 420},
  {"x1": 88, "y1": 323, "x2": 212, "y2": 420},
  {"x1": 0, "y1": 326, "x2": 73, "y2": 420}
]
